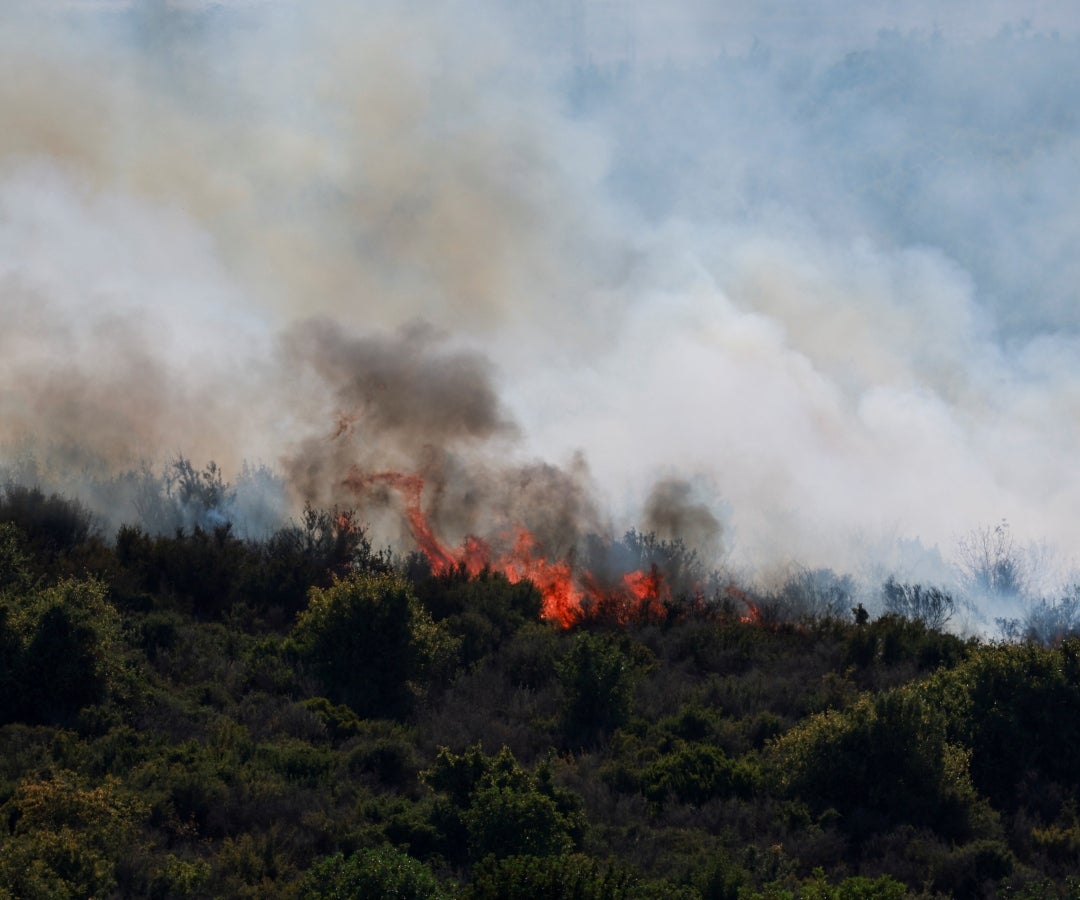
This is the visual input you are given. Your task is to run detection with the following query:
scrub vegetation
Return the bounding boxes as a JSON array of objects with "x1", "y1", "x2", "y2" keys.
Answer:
[{"x1": 1, "y1": 484, "x2": 1079, "y2": 899}]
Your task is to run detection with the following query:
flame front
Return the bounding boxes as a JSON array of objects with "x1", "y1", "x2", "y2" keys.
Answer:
[{"x1": 344, "y1": 468, "x2": 667, "y2": 628}]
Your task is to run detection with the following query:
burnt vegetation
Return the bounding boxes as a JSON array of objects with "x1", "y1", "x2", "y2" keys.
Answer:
[{"x1": 0, "y1": 470, "x2": 1079, "y2": 898}]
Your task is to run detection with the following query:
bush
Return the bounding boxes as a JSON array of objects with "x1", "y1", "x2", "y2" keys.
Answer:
[
  {"x1": 423, "y1": 745, "x2": 585, "y2": 864},
  {"x1": 0, "y1": 485, "x2": 96, "y2": 567},
  {"x1": 641, "y1": 740, "x2": 759, "y2": 807},
  {"x1": 558, "y1": 633, "x2": 636, "y2": 748},
  {"x1": 924, "y1": 641, "x2": 1080, "y2": 809},
  {"x1": 768, "y1": 689, "x2": 974, "y2": 837},
  {"x1": 464, "y1": 853, "x2": 638, "y2": 900},
  {"x1": 0, "y1": 576, "x2": 122, "y2": 724},
  {"x1": 881, "y1": 577, "x2": 954, "y2": 631},
  {"x1": 299, "y1": 846, "x2": 446, "y2": 899},
  {"x1": 291, "y1": 572, "x2": 457, "y2": 719}
]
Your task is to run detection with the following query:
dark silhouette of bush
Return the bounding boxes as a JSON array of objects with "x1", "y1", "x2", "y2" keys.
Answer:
[
  {"x1": 842, "y1": 613, "x2": 968, "y2": 673},
  {"x1": 251, "y1": 505, "x2": 389, "y2": 623},
  {"x1": 881, "y1": 577, "x2": 955, "y2": 630},
  {"x1": 417, "y1": 568, "x2": 543, "y2": 668},
  {"x1": 0, "y1": 485, "x2": 97, "y2": 573},
  {"x1": 0, "y1": 576, "x2": 121, "y2": 725},
  {"x1": 930, "y1": 839, "x2": 1015, "y2": 900}
]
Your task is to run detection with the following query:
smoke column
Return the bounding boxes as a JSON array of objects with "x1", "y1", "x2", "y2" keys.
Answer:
[{"x1": 2, "y1": 1, "x2": 1080, "y2": 624}]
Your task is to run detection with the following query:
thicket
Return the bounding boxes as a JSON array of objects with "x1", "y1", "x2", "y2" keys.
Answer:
[{"x1": 0, "y1": 480, "x2": 1078, "y2": 898}]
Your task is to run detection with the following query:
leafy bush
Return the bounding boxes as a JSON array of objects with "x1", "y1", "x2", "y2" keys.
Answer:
[
  {"x1": 299, "y1": 846, "x2": 447, "y2": 899},
  {"x1": 423, "y1": 745, "x2": 585, "y2": 863},
  {"x1": 924, "y1": 641, "x2": 1080, "y2": 809},
  {"x1": 0, "y1": 485, "x2": 96, "y2": 568},
  {"x1": 0, "y1": 770, "x2": 148, "y2": 899},
  {"x1": 842, "y1": 613, "x2": 968, "y2": 674},
  {"x1": 464, "y1": 853, "x2": 639, "y2": 900},
  {"x1": 641, "y1": 740, "x2": 760, "y2": 807},
  {"x1": 767, "y1": 689, "x2": 975, "y2": 837},
  {"x1": 0, "y1": 576, "x2": 122, "y2": 724},
  {"x1": 291, "y1": 572, "x2": 457, "y2": 719},
  {"x1": 558, "y1": 632, "x2": 636, "y2": 748}
]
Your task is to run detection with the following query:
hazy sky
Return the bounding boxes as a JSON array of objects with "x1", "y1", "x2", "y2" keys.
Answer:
[{"x1": 2, "y1": 0, "x2": 1079, "y2": 608}]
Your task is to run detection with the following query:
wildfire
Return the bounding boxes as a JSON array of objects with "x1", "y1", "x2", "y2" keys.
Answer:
[{"x1": 343, "y1": 468, "x2": 669, "y2": 628}]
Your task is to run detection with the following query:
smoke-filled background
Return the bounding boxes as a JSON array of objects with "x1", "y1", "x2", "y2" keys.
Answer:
[{"x1": 3, "y1": 0, "x2": 1080, "y2": 628}]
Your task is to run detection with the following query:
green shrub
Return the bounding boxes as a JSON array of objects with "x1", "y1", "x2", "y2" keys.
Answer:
[
  {"x1": 641, "y1": 740, "x2": 759, "y2": 806},
  {"x1": 923, "y1": 640, "x2": 1080, "y2": 808},
  {"x1": 0, "y1": 576, "x2": 122, "y2": 724},
  {"x1": 424, "y1": 745, "x2": 585, "y2": 863},
  {"x1": 558, "y1": 632, "x2": 636, "y2": 748},
  {"x1": 464, "y1": 853, "x2": 637, "y2": 900},
  {"x1": 299, "y1": 846, "x2": 446, "y2": 899},
  {"x1": 768, "y1": 689, "x2": 974, "y2": 837},
  {"x1": 291, "y1": 572, "x2": 457, "y2": 719}
]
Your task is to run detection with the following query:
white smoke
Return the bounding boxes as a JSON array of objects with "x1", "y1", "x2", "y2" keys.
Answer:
[{"x1": 2, "y1": 1, "x2": 1079, "y2": 624}]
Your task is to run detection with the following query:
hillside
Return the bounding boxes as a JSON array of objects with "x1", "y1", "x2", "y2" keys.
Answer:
[{"x1": 1, "y1": 486, "x2": 1079, "y2": 899}]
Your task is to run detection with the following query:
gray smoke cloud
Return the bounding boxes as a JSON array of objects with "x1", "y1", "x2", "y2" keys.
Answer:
[{"x1": 3, "y1": 0, "x2": 1080, "y2": 623}]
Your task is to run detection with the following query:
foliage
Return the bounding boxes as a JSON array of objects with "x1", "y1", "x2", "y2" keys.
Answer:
[
  {"x1": 557, "y1": 632, "x2": 637, "y2": 748},
  {"x1": 923, "y1": 640, "x2": 1080, "y2": 809},
  {"x1": 767, "y1": 688, "x2": 976, "y2": 836},
  {"x1": 464, "y1": 853, "x2": 642, "y2": 900},
  {"x1": 2, "y1": 485, "x2": 1080, "y2": 897},
  {"x1": 842, "y1": 612, "x2": 969, "y2": 674},
  {"x1": 0, "y1": 576, "x2": 122, "y2": 724},
  {"x1": 0, "y1": 770, "x2": 148, "y2": 899},
  {"x1": 640, "y1": 739, "x2": 760, "y2": 807},
  {"x1": 291, "y1": 572, "x2": 457, "y2": 719},
  {"x1": 424, "y1": 744, "x2": 585, "y2": 863},
  {"x1": 0, "y1": 485, "x2": 96, "y2": 571},
  {"x1": 299, "y1": 846, "x2": 446, "y2": 899},
  {"x1": 418, "y1": 568, "x2": 543, "y2": 668}
]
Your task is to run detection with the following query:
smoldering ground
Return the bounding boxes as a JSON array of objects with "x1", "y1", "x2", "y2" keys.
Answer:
[{"x1": 2, "y1": 1, "x2": 1080, "y2": 628}]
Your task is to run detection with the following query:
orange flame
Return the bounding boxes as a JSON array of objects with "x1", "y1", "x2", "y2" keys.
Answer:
[{"x1": 343, "y1": 467, "x2": 668, "y2": 629}]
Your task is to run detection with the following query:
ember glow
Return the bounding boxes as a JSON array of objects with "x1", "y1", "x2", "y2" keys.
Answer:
[{"x1": 344, "y1": 468, "x2": 668, "y2": 628}]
